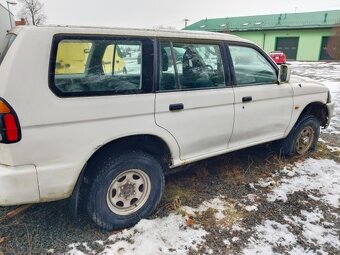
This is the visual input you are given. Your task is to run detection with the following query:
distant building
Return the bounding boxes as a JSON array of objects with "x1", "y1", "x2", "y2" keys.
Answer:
[
  {"x1": 0, "y1": 3, "x2": 15, "y2": 41},
  {"x1": 184, "y1": 10, "x2": 340, "y2": 61},
  {"x1": 16, "y1": 18, "x2": 26, "y2": 26}
]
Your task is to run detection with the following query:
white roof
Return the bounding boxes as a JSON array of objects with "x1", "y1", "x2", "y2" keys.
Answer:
[{"x1": 11, "y1": 25, "x2": 251, "y2": 43}]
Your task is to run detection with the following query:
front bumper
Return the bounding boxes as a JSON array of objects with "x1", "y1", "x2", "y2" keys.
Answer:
[
  {"x1": 0, "y1": 164, "x2": 40, "y2": 206},
  {"x1": 325, "y1": 102, "x2": 335, "y2": 128}
]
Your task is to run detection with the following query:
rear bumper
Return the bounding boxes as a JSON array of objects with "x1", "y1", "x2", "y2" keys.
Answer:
[
  {"x1": 326, "y1": 102, "x2": 335, "y2": 128},
  {"x1": 0, "y1": 164, "x2": 40, "y2": 206}
]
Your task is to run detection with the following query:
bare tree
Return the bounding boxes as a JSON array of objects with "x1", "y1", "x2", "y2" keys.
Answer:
[{"x1": 19, "y1": 0, "x2": 47, "y2": 25}]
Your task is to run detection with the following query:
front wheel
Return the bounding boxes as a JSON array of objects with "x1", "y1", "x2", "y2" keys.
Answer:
[
  {"x1": 277, "y1": 115, "x2": 320, "y2": 156},
  {"x1": 87, "y1": 151, "x2": 165, "y2": 230}
]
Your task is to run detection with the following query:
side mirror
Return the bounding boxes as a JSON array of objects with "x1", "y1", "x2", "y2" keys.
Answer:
[{"x1": 278, "y1": 64, "x2": 291, "y2": 84}]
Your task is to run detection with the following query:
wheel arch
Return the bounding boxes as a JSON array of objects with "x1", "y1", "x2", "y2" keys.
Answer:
[
  {"x1": 298, "y1": 101, "x2": 329, "y2": 128},
  {"x1": 69, "y1": 134, "x2": 173, "y2": 216}
]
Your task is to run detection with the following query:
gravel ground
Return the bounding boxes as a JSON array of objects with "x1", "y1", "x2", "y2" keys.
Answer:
[{"x1": 0, "y1": 62, "x2": 339, "y2": 254}]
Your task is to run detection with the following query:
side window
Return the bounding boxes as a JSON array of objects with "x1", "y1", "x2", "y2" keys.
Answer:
[
  {"x1": 52, "y1": 38, "x2": 143, "y2": 95},
  {"x1": 159, "y1": 42, "x2": 226, "y2": 91},
  {"x1": 229, "y1": 45, "x2": 277, "y2": 86}
]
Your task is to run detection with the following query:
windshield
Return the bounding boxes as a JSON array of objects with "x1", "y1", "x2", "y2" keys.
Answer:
[{"x1": 0, "y1": 34, "x2": 16, "y2": 66}]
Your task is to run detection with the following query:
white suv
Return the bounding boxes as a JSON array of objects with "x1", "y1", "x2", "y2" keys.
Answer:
[{"x1": 0, "y1": 26, "x2": 334, "y2": 230}]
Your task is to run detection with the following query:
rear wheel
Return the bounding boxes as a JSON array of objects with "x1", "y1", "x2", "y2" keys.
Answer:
[
  {"x1": 277, "y1": 115, "x2": 320, "y2": 156},
  {"x1": 87, "y1": 151, "x2": 164, "y2": 230},
  {"x1": 106, "y1": 169, "x2": 151, "y2": 215}
]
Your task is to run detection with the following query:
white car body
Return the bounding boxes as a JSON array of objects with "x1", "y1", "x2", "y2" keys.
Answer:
[{"x1": 0, "y1": 26, "x2": 334, "y2": 206}]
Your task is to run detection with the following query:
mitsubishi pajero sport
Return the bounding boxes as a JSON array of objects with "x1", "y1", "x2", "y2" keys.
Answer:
[{"x1": 0, "y1": 26, "x2": 334, "y2": 230}]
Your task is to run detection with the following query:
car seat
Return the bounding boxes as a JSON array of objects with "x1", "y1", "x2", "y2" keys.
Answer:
[
  {"x1": 182, "y1": 47, "x2": 212, "y2": 89},
  {"x1": 159, "y1": 48, "x2": 176, "y2": 91}
]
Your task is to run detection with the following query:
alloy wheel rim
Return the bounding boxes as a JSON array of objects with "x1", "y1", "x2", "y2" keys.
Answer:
[{"x1": 106, "y1": 169, "x2": 151, "y2": 215}]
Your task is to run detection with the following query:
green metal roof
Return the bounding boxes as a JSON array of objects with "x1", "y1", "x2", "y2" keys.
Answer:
[{"x1": 184, "y1": 10, "x2": 340, "y2": 32}]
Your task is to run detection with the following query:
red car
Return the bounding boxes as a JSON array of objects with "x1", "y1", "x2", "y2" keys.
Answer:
[{"x1": 269, "y1": 51, "x2": 286, "y2": 64}]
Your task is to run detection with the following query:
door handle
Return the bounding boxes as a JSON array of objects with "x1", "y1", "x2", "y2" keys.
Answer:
[
  {"x1": 169, "y1": 103, "x2": 184, "y2": 111},
  {"x1": 242, "y1": 96, "x2": 252, "y2": 103}
]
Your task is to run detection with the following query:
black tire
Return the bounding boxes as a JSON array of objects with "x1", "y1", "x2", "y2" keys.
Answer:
[
  {"x1": 87, "y1": 151, "x2": 165, "y2": 230},
  {"x1": 277, "y1": 115, "x2": 320, "y2": 156}
]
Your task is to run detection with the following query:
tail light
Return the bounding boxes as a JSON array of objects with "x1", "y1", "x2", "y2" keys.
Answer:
[{"x1": 0, "y1": 98, "x2": 21, "y2": 143}]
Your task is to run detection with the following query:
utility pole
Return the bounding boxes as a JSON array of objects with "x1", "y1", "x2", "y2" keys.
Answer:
[
  {"x1": 184, "y1": 19, "x2": 189, "y2": 28},
  {"x1": 6, "y1": 1, "x2": 17, "y2": 28}
]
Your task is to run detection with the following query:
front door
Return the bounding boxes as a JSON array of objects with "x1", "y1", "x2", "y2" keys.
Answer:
[
  {"x1": 155, "y1": 41, "x2": 234, "y2": 160},
  {"x1": 228, "y1": 45, "x2": 293, "y2": 148}
]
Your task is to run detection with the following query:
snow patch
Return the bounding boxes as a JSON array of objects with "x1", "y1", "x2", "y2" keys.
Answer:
[
  {"x1": 232, "y1": 237, "x2": 240, "y2": 243},
  {"x1": 266, "y1": 158, "x2": 340, "y2": 208},
  {"x1": 232, "y1": 224, "x2": 247, "y2": 232},
  {"x1": 68, "y1": 214, "x2": 206, "y2": 255},
  {"x1": 242, "y1": 220, "x2": 297, "y2": 255},
  {"x1": 242, "y1": 213, "x2": 339, "y2": 255},
  {"x1": 244, "y1": 205, "x2": 258, "y2": 212},
  {"x1": 285, "y1": 209, "x2": 340, "y2": 251},
  {"x1": 183, "y1": 196, "x2": 240, "y2": 223},
  {"x1": 246, "y1": 194, "x2": 259, "y2": 202},
  {"x1": 257, "y1": 179, "x2": 276, "y2": 188},
  {"x1": 327, "y1": 145, "x2": 340, "y2": 152},
  {"x1": 223, "y1": 239, "x2": 230, "y2": 246}
]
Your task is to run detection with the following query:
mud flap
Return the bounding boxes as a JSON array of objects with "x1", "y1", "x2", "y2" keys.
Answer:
[{"x1": 68, "y1": 165, "x2": 86, "y2": 218}]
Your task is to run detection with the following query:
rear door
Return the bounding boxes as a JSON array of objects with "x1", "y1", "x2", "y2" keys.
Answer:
[
  {"x1": 228, "y1": 44, "x2": 293, "y2": 148},
  {"x1": 154, "y1": 40, "x2": 234, "y2": 160}
]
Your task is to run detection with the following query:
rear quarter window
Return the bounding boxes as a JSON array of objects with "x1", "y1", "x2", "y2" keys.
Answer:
[
  {"x1": 49, "y1": 35, "x2": 154, "y2": 97},
  {"x1": 0, "y1": 34, "x2": 16, "y2": 66}
]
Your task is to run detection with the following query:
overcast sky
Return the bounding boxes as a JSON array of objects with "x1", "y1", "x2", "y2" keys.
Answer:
[{"x1": 2, "y1": 0, "x2": 340, "y2": 29}]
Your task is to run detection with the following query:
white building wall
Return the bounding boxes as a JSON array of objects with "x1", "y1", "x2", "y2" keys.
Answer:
[{"x1": 0, "y1": 3, "x2": 15, "y2": 41}]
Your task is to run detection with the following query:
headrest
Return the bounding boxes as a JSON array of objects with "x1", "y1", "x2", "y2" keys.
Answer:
[{"x1": 182, "y1": 47, "x2": 205, "y2": 79}]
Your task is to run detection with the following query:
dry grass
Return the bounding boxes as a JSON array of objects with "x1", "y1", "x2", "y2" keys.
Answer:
[
  {"x1": 218, "y1": 166, "x2": 247, "y2": 185},
  {"x1": 195, "y1": 202, "x2": 245, "y2": 229},
  {"x1": 188, "y1": 161, "x2": 210, "y2": 179},
  {"x1": 313, "y1": 142, "x2": 340, "y2": 162},
  {"x1": 217, "y1": 210, "x2": 244, "y2": 229},
  {"x1": 162, "y1": 183, "x2": 193, "y2": 211},
  {"x1": 214, "y1": 149, "x2": 288, "y2": 185},
  {"x1": 198, "y1": 208, "x2": 217, "y2": 228},
  {"x1": 218, "y1": 200, "x2": 245, "y2": 229}
]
